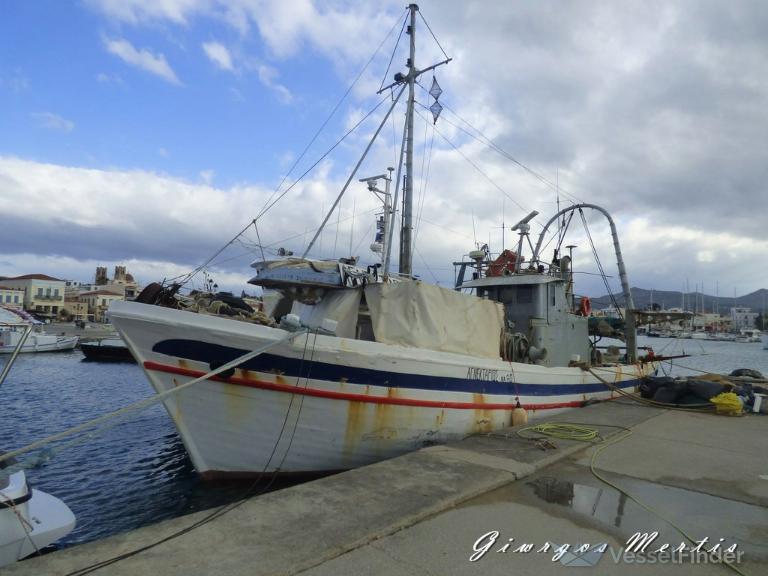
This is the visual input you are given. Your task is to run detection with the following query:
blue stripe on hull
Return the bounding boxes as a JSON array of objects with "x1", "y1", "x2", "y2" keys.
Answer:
[{"x1": 152, "y1": 339, "x2": 639, "y2": 397}]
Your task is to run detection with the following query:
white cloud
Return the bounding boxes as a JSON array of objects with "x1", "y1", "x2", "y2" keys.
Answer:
[
  {"x1": 88, "y1": 0, "x2": 402, "y2": 65},
  {"x1": 202, "y1": 41, "x2": 234, "y2": 71},
  {"x1": 0, "y1": 155, "x2": 366, "y2": 279},
  {"x1": 96, "y1": 72, "x2": 124, "y2": 84},
  {"x1": 256, "y1": 64, "x2": 293, "y2": 103},
  {"x1": 31, "y1": 112, "x2": 75, "y2": 132},
  {"x1": 103, "y1": 37, "x2": 181, "y2": 85},
  {"x1": 86, "y1": 0, "x2": 201, "y2": 26},
  {"x1": 16, "y1": 2, "x2": 768, "y2": 296}
]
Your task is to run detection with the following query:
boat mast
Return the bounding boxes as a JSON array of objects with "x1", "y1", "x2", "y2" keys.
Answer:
[
  {"x1": 399, "y1": 3, "x2": 418, "y2": 277},
  {"x1": 377, "y1": 5, "x2": 450, "y2": 278}
]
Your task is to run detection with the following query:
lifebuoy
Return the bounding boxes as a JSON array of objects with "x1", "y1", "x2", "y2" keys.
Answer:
[{"x1": 578, "y1": 296, "x2": 592, "y2": 316}]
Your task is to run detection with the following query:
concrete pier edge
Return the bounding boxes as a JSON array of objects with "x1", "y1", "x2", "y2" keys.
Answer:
[{"x1": 10, "y1": 400, "x2": 764, "y2": 575}]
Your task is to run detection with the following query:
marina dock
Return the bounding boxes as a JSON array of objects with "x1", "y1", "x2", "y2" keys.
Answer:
[{"x1": 7, "y1": 400, "x2": 767, "y2": 575}]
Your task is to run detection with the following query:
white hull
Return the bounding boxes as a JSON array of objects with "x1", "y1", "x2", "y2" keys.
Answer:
[
  {"x1": 0, "y1": 335, "x2": 78, "y2": 354},
  {"x1": 0, "y1": 471, "x2": 76, "y2": 567},
  {"x1": 110, "y1": 301, "x2": 657, "y2": 478}
]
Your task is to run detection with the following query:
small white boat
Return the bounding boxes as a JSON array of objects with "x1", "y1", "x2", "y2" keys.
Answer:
[
  {"x1": 0, "y1": 307, "x2": 78, "y2": 354},
  {"x1": 0, "y1": 461, "x2": 76, "y2": 567},
  {"x1": 0, "y1": 329, "x2": 78, "y2": 354},
  {"x1": 737, "y1": 329, "x2": 762, "y2": 343}
]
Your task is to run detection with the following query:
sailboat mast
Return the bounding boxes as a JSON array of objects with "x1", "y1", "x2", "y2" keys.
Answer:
[{"x1": 399, "y1": 3, "x2": 418, "y2": 277}]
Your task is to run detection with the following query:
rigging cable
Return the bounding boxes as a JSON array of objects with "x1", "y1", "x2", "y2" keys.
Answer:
[
  {"x1": 172, "y1": 10, "x2": 406, "y2": 287},
  {"x1": 417, "y1": 11, "x2": 450, "y2": 60},
  {"x1": 414, "y1": 84, "x2": 583, "y2": 206},
  {"x1": 258, "y1": 7, "x2": 407, "y2": 222},
  {"x1": 170, "y1": 136, "x2": 385, "y2": 282},
  {"x1": 414, "y1": 245, "x2": 440, "y2": 283},
  {"x1": 413, "y1": 116, "x2": 436, "y2": 251},
  {"x1": 258, "y1": 95, "x2": 391, "y2": 221},
  {"x1": 413, "y1": 105, "x2": 530, "y2": 215},
  {"x1": 378, "y1": 10, "x2": 409, "y2": 92}
]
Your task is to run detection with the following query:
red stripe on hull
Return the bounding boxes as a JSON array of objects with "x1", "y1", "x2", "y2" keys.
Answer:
[{"x1": 143, "y1": 360, "x2": 606, "y2": 411}]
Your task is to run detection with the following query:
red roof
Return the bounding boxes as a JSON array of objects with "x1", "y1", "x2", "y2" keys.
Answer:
[
  {"x1": 7, "y1": 274, "x2": 64, "y2": 281},
  {"x1": 80, "y1": 290, "x2": 123, "y2": 297}
]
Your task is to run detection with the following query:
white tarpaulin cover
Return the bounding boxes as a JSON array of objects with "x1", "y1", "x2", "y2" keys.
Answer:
[
  {"x1": 290, "y1": 288, "x2": 362, "y2": 338},
  {"x1": 364, "y1": 281, "x2": 504, "y2": 358}
]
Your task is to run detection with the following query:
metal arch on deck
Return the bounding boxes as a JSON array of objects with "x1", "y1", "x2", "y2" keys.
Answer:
[{"x1": 531, "y1": 203, "x2": 637, "y2": 363}]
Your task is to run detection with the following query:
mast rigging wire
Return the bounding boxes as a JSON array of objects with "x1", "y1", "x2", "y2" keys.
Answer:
[
  {"x1": 417, "y1": 11, "x2": 450, "y2": 60},
  {"x1": 413, "y1": 105, "x2": 530, "y2": 215},
  {"x1": 259, "y1": 95, "x2": 392, "y2": 222},
  {"x1": 303, "y1": 85, "x2": 407, "y2": 258},
  {"x1": 414, "y1": 81, "x2": 583, "y2": 207},
  {"x1": 413, "y1": 120, "x2": 435, "y2": 250},
  {"x1": 258, "y1": 8, "x2": 407, "y2": 222},
  {"x1": 378, "y1": 10, "x2": 409, "y2": 93},
  {"x1": 175, "y1": 11, "x2": 406, "y2": 286}
]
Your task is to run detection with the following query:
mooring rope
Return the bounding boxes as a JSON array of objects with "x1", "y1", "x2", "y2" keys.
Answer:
[{"x1": 0, "y1": 329, "x2": 308, "y2": 469}]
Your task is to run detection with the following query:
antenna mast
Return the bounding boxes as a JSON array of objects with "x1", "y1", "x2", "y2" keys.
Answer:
[{"x1": 378, "y1": 4, "x2": 450, "y2": 277}]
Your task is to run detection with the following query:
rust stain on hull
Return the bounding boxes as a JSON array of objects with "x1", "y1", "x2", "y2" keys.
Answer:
[
  {"x1": 345, "y1": 400, "x2": 366, "y2": 452},
  {"x1": 473, "y1": 393, "x2": 494, "y2": 433}
]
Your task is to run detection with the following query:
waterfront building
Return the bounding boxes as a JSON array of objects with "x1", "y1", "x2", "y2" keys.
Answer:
[
  {"x1": 79, "y1": 290, "x2": 124, "y2": 323},
  {"x1": 730, "y1": 307, "x2": 758, "y2": 330},
  {"x1": 0, "y1": 286, "x2": 24, "y2": 309},
  {"x1": 65, "y1": 266, "x2": 141, "y2": 302},
  {"x1": 0, "y1": 274, "x2": 66, "y2": 319},
  {"x1": 61, "y1": 297, "x2": 89, "y2": 322}
]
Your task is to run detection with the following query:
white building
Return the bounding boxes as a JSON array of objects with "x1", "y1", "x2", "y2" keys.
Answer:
[
  {"x1": 730, "y1": 307, "x2": 758, "y2": 330},
  {"x1": 79, "y1": 290, "x2": 124, "y2": 322},
  {"x1": 0, "y1": 285, "x2": 24, "y2": 309},
  {"x1": 0, "y1": 274, "x2": 66, "y2": 319}
]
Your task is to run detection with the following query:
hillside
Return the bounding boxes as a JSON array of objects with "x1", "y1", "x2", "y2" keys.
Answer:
[{"x1": 592, "y1": 287, "x2": 768, "y2": 312}]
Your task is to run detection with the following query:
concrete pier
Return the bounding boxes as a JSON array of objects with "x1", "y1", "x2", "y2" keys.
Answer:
[
  {"x1": 45, "y1": 322, "x2": 117, "y2": 343},
  {"x1": 7, "y1": 401, "x2": 767, "y2": 575}
]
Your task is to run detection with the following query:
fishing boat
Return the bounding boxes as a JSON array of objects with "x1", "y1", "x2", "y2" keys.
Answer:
[
  {"x1": 80, "y1": 337, "x2": 136, "y2": 363},
  {"x1": 109, "y1": 4, "x2": 657, "y2": 479}
]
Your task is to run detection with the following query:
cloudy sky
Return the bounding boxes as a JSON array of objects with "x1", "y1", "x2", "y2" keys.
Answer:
[{"x1": 1, "y1": 0, "x2": 766, "y2": 300}]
